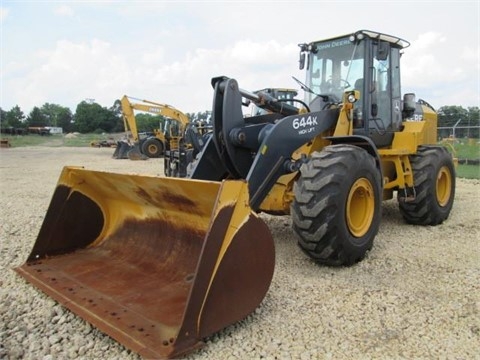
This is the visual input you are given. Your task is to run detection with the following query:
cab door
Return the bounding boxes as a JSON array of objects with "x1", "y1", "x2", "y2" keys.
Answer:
[{"x1": 366, "y1": 40, "x2": 395, "y2": 147}]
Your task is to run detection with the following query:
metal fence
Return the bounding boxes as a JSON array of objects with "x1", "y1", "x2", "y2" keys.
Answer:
[{"x1": 438, "y1": 126, "x2": 480, "y2": 140}]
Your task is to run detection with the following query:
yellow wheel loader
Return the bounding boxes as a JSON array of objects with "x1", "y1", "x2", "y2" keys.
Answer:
[
  {"x1": 15, "y1": 30, "x2": 455, "y2": 358},
  {"x1": 112, "y1": 95, "x2": 189, "y2": 160}
]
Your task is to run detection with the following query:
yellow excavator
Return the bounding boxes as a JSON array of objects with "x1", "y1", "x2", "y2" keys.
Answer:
[
  {"x1": 16, "y1": 30, "x2": 456, "y2": 359},
  {"x1": 112, "y1": 95, "x2": 189, "y2": 160}
]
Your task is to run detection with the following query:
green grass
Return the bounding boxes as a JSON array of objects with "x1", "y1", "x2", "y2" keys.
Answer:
[
  {"x1": 450, "y1": 140, "x2": 480, "y2": 159},
  {"x1": 456, "y1": 164, "x2": 480, "y2": 179},
  {"x1": 443, "y1": 139, "x2": 480, "y2": 179}
]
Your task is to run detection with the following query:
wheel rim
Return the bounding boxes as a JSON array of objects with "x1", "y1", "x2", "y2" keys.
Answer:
[
  {"x1": 346, "y1": 178, "x2": 375, "y2": 238},
  {"x1": 148, "y1": 144, "x2": 158, "y2": 154},
  {"x1": 436, "y1": 166, "x2": 452, "y2": 207}
]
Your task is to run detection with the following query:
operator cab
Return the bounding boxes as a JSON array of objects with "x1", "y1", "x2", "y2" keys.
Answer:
[
  {"x1": 164, "y1": 117, "x2": 181, "y2": 138},
  {"x1": 299, "y1": 30, "x2": 410, "y2": 147}
]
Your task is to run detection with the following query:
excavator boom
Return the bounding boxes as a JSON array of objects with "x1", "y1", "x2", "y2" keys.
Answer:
[{"x1": 113, "y1": 95, "x2": 190, "y2": 160}]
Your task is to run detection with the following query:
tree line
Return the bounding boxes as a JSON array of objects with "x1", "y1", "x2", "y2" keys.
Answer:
[
  {"x1": 0, "y1": 101, "x2": 478, "y2": 138},
  {"x1": 0, "y1": 100, "x2": 212, "y2": 135}
]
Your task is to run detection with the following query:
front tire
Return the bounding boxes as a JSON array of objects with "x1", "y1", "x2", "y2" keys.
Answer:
[
  {"x1": 291, "y1": 145, "x2": 382, "y2": 266},
  {"x1": 141, "y1": 138, "x2": 164, "y2": 158},
  {"x1": 398, "y1": 146, "x2": 455, "y2": 225}
]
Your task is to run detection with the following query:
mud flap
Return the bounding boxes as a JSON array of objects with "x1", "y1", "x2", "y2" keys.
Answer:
[{"x1": 15, "y1": 167, "x2": 275, "y2": 359}]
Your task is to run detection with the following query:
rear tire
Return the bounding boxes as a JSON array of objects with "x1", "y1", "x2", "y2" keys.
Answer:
[
  {"x1": 291, "y1": 145, "x2": 382, "y2": 266},
  {"x1": 141, "y1": 138, "x2": 164, "y2": 158},
  {"x1": 398, "y1": 146, "x2": 455, "y2": 225}
]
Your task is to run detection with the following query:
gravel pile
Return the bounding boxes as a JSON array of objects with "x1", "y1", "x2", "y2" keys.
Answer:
[{"x1": 1, "y1": 146, "x2": 479, "y2": 359}]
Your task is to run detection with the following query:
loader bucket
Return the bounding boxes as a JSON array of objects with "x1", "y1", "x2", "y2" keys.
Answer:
[{"x1": 15, "y1": 167, "x2": 275, "y2": 359}]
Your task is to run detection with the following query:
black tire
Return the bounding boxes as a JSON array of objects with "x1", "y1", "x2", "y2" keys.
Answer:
[
  {"x1": 398, "y1": 146, "x2": 455, "y2": 225},
  {"x1": 291, "y1": 144, "x2": 382, "y2": 266},
  {"x1": 141, "y1": 138, "x2": 164, "y2": 158}
]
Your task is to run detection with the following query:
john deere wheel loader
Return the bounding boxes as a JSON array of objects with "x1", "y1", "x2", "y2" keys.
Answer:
[{"x1": 15, "y1": 30, "x2": 455, "y2": 359}]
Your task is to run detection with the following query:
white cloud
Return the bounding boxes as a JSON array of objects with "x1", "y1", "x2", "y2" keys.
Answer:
[
  {"x1": 6, "y1": 39, "x2": 130, "y2": 111},
  {"x1": 3, "y1": 26, "x2": 478, "y2": 114},
  {"x1": 0, "y1": 7, "x2": 9, "y2": 22},
  {"x1": 400, "y1": 31, "x2": 479, "y2": 107},
  {"x1": 141, "y1": 48, "x2": 166, "y2": 66},
  {"x1": 54, "y1": 5, "x2": 74, "y2": 17},
  {"x1": 1, "y1": 2, "x2": 479, "y2": 114},
  {"x1": 3, "y1": 37, "x2": 302, "y2": 113},
  {"x1": 124, "y1": 40, "x2": 301, "y2": 111}
]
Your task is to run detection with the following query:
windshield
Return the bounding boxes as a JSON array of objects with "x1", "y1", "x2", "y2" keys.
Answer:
[
  {"x1": 305, "y1": 36, "x2": 365, "y2": 104},
  {"x1": 164, "y1": 118, "x2": 181, "y2": 137}
]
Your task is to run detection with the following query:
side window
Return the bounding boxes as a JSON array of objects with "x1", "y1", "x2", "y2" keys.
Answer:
[
  {"x1": 391, "y1": 48, "x2": 401, "y2": 99},
  {"x1": 374, "y1": 57, "x2": 390, "y2": 92},
  {"x1": 372, "y1": 42, "x2": 391, "y2": 125}
]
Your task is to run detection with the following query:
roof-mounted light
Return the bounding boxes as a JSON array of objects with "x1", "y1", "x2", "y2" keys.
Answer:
[{"x1": 349, "y1": 33, "x2": 365, "y2": 43}]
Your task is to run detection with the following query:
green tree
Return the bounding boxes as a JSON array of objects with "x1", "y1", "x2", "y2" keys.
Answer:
[
  {"x1": 56, "y1": 107, "x2": 74, "y2": 133},
  {"x1": 0, "y1": 107, "x2": 7, "y2": 129},
  {"x1": 6, "y1": 105, "x2": 26, "y2": 128},
  {"x1": 438, "y1": 106, "x2": 479, "y2": 138},
  {"x1": 26, "y1": 107, "x2": 48, "y2": 127},
  {"x1": 135, "y1": 113, "x2": 165, "y2": 133},
  {"x1": 74, "y1": 101, "x2": 118, "y2": 133},
  {"x1": 187, "y1": 111, "x2": 211, "y2": 124},
  {"x1": 0, "y1": 106, "x2": 26, "y2": 130},
  {"x1": 40, "y1": 103, "x2": 72, "y2": 129},
  {"x1": 438, "y1": 106, "x2": 468, "y2": 127},
  {"x1": 466, "y1": 107, "x2": 480, "y2": 138}
]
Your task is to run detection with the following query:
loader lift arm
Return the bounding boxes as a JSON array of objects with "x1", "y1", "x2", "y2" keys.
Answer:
[{"x1": 190, "y1": 76, "x2": 340, "y2": 209}]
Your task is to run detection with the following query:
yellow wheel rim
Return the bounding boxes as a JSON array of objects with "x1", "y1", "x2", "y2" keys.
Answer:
[
  {"x1": 346, "y1": 178, "x2": 375, "y2": 238},
  {"x1": 436, "y1": 166, "x2": 452, "y2": 207},
  {"x1": 148, "y1": 144, "x2": 158, "y2": 153}
]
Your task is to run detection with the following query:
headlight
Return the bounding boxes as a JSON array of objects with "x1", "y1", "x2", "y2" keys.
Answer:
[{"x1": 347, "y1": 93, "x2": 357, "y2": 103}]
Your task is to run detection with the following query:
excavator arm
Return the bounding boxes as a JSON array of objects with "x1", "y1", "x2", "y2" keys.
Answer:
[{"x1": 119, "y1": 95, "x2": 189, "y2": 141}]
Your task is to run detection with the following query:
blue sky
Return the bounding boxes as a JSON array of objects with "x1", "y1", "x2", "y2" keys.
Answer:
[{"x1": 1, "y1": 1, "x2": 479, "y2": 115}]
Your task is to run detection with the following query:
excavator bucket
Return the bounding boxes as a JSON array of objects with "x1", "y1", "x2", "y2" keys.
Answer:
[
  {"x1": 112, "y1": 141, "x2": 129, "y2": 159},
  {"x1": 127, "y1": 144, "x2": 148, "y2": 160},
  {"x1": 112, "y1": 141, "x2": 136, "y2": 159},
  {"x1": 15, "y1": 167, "x2": 275, "y2": 359}
]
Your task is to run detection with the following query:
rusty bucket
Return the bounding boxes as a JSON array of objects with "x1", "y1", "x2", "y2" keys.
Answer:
[{"x1": 15, "y1": 166, "x2": 275, "y2": 358}]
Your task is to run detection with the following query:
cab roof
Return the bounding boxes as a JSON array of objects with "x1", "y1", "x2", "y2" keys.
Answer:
[{"x1": 312, "y1": 30, "x2": 410, "y2": 49}]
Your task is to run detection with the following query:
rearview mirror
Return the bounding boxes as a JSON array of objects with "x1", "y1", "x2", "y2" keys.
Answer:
[
  {"x1": 376, "y1": 41, "x2": 389, "y2": 61},
  {"x1": 299, "y1": 52, "x2": 305, "y2": 70}
]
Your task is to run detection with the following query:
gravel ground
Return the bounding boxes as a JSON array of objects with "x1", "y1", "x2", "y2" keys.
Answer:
[{"x1": 1, "y1": 146, "x2": 479, "y2": 360}]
